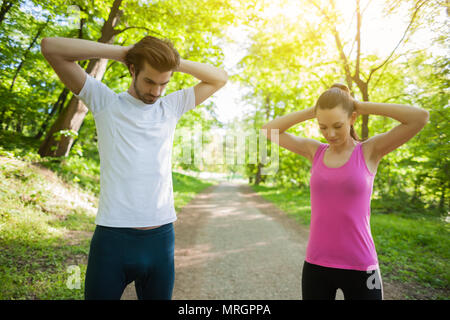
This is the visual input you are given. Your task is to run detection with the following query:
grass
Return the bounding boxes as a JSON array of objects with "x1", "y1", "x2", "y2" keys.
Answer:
[
  {"x1": 0, "y1": 156, "x2": 91, "y2": 299},
  {"x1": 0, "y1": 131, "x2": 213, "y2": 299},
  {"x1": 252, "y1": 184, "x2": 450, "y2": 300},
  {"x1": 172, "y1": 171, "x2": 214, "y2": 211}
]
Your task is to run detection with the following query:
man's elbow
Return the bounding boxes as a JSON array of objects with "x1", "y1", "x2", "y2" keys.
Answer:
[
  {"x1": 41, "y1": 37, "x2": 55, "y2": 58},
  {"x1": 422, "y1": 109, "x2": 430, "y2": 124}
]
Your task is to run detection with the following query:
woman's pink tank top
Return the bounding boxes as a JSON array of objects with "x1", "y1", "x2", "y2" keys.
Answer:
[{"x1": 306, "y1": 142, "x2": 378, "y2": 271}]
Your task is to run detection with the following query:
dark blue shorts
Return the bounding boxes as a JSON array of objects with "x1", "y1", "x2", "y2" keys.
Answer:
[{"x1": 84, "y1": 223, "x2": 175, "y2": 300}]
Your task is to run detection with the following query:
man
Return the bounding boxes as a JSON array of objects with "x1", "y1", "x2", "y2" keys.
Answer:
[{"x1": 40, "y1": 36, "x2": 228, "y2": 300}]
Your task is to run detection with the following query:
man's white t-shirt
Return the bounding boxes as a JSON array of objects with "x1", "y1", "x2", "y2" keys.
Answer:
[{"x1": 75, "y1": 74, "x2": 196, "y2": 227}]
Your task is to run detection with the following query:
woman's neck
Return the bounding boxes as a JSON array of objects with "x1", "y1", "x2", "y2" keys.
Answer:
[{"x1": 328, "y1": 138, "x2": 357, "y2": 153}]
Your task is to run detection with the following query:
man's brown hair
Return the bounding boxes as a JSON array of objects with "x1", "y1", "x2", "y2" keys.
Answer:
[{"x1": 125, "y1": 36, "x2": 180, "y2": 76}]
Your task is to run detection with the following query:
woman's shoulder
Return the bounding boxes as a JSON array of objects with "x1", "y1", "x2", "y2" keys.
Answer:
[
  {"x1": 360, "y1": 139, "x2": 379, "y2": 175},
  {"x1": 311, "y1": 142, "x2": 328, "y2": 164},
  {"x1": 360, "y1": 138, "x2": 375, "y2": 157}
]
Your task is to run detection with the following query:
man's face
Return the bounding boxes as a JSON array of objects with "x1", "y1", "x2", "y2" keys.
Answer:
[{"x1": 131, "y1": 62, "x2": 172, "y2": 104}]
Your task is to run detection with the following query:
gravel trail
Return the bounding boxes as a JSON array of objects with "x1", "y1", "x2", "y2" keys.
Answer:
[{"x1": 172, "y1": 182, "x2": 311, "y2": 300}]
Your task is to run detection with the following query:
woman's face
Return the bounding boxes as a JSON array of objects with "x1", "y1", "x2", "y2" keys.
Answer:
[{"x1": 316, "y1": 105, "x2": 356, "y2": 146}]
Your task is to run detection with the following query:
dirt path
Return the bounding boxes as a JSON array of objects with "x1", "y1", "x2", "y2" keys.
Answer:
[
  {"x1": 122, "y1": 181, "x2": 404, "y2": 300},
  {"x1": 172, "y1": 182, "x2": 312, "y2": 300}
]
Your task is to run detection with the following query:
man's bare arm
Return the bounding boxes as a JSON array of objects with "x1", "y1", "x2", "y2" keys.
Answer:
[
  {"x1": 176, "y1": 59, "x2": 228, "y2": 106},
  {"x1": 40, "y1": 37, "x2": 129, "y2": 94}
]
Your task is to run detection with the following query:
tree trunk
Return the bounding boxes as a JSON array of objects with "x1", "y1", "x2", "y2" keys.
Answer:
[
  {"x1": 254, "y1": 162, "x2": 263, "y2": 185},
  {"x1": 354, "y1": 0, "x2": 369, "y2": 141},
  {"x1": 38, "y1": 58, "x2": 109, "y2": 157},
  {"x1": 0, "y1": 0, "x2": 15, "y2": 26},
  {"x1": 34, "y1": 87, "x2": 70, "y2": 139},
  {"x1": 357, "y1": 80, "x2": 370, "y2": 140},
  {"x1": 35, "y1": 18, "x2": 87, "y2": 140},
  {"x1": 439, "y1": 178, "x2": 447, "y2": 213},
  {"x1": 38, "y1": 0, "x2": 123, "y2": 157},
  {"x1": 324, "y1": 0, "x2": 419, "y2": 141},
  {"x1": 257, "y1": 94, "x2": 271, "y2": 184}
]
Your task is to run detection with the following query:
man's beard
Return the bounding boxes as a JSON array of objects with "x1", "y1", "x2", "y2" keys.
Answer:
[{"x1": 134, "y1": 82, "x2": 159, "y2": 104}]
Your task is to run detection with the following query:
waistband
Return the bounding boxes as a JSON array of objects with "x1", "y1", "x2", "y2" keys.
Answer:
[{"x1": 96, "y1": 223, "x2": 173, "y2": 237}]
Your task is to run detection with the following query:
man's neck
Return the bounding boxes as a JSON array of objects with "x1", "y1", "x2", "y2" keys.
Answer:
[{"x1": 127, "y1": 84, "x2": 139, "y2": 100}]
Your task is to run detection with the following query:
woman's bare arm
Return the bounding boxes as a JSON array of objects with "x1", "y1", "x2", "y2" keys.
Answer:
[
  {"x1": 357, "y1": 101, "x2": 429, "y2": 162},
  {"x1": 261, "y1": 107, "x2": 320, "y2": 162}
]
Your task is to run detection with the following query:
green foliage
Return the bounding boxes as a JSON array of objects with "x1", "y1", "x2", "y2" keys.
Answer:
[
  {"x1": 0, "y1": 0, "x2": 236, "y2": 152},
  {"x1": 0, "y1": 130, "x2": 41, "y2": 161}
]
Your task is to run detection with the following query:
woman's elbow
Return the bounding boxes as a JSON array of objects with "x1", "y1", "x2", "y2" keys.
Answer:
[
  {"x1": 418, "y1": 109, "x2": 430, "y2": 127},
  {"x1": 222, "y1": 70, "x2": 229, "y2": 83},
  {"x1": 423, "y1": 109, "x2": 430, "y2": 122},
  {"x1": 260, "y1": 126, "x2": 270, "y2": 139}
]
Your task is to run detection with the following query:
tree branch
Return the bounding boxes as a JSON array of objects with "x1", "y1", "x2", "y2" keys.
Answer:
[
  {"x1": 308, "y1": 0, "x2": 354, "y2": 89},
  {"x1": 113, "y1": 25, "x2": 164, "y2": 38},
  {"x1": 367, "y1": 0, "x2": 427, "y2": 82},
  {"x1": 354, "y1": 0, "x2": 362, "y2": 80}
]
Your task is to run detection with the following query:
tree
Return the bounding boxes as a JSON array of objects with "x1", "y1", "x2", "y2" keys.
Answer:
[
  {"x1": 233, "y1": 0, "x2": 447, "y2": 212},
  {"x1": 0, "y1": 0, "x2": 18, "y2": 26},
  {"x1": 308, "y1": 0, "x2": 432, "y2": 139},
  {"x1": 37, "y1": 0, "x2": 237, "y2": 157},
  {"x1": 38, "y1": 0, "x2": 124, "y2": 157}
]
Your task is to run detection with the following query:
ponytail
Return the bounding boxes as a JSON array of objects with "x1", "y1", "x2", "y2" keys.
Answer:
[
  {"x1": 350, "y1": 124, "x2": 360, "y2": 141},
  {"x1": 330, "y1": 83, "x2": 350, "y2": 93}
]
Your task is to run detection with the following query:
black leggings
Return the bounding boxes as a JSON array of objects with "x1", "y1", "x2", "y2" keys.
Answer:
[{"x1": 302, "y1": 261, "x2": 383, "y2": 300}]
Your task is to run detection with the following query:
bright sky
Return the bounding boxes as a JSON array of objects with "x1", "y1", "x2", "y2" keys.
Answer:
[
  {"x1": 210, "y1": 26, "x2": 253, "y2": 124},
  {"x1": 212, "y1": 0, "x2": 447, "y2": 124}
]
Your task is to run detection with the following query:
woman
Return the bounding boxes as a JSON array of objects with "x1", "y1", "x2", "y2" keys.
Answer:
[{"x1": 262, "y1": 83, "x2": 429, "y2": 300}]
